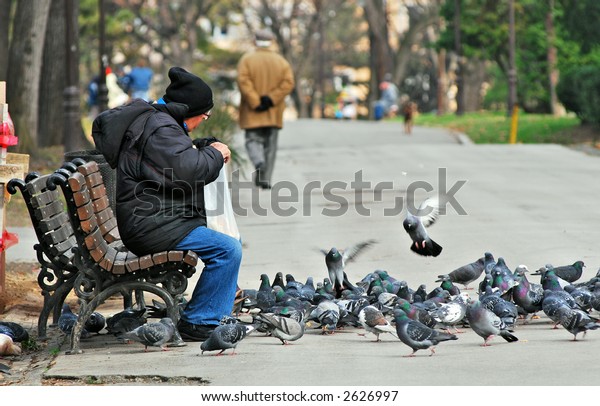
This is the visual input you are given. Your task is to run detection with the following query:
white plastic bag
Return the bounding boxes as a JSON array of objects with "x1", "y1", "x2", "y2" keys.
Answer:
[{"x1": 204, "y1": 165, "x2": 241, "y2": 240}]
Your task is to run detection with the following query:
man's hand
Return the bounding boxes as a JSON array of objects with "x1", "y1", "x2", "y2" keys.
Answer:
[
  {"x1": 255, "y1": 95, "x2": 274, "y2": 112},
  {"x1": 209, "y1": 142, "x2": 231, "y2": 164}
]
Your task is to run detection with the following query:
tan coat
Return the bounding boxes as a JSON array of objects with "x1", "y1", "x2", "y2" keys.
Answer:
[{"x1": 237, "y1": 48, "x2": 295, "y2": 129}]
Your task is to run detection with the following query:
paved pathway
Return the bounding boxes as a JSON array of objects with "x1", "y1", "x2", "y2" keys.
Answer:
[{"x1": 7, "y1": 119, "x2": 600, "y2": 387}]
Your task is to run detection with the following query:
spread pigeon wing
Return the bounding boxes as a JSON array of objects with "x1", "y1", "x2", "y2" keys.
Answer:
[{"x1": 415, "y1": 197, "x2": 440, "y2": 228}]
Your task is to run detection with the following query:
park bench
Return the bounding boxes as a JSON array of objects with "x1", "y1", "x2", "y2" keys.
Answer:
[
  {"x1": 7, "y1": 165, "x2": 81, "y2": 340},
  {"x1": 46, "y1": 159, "x2": 199, "y2": 354},
  {"x1": 10, "y1": 159, "x2": 199, "y2": 354}
]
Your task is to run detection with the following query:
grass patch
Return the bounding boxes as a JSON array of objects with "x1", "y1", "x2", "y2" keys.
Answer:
[{"x1": 397, "y1": 111, "x2": 597, "y2": 144}]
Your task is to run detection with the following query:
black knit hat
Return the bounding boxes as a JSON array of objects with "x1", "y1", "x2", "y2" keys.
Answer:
[{"x1": 162, "y1": 67, "x2": 214, "y2": 118}]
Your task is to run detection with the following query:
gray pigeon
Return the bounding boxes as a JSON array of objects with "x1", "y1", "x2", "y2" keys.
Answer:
[
  {"x1": 58, "y1": 303, "x2": 91, "y2": 339},
  {"x1": 84, "y1": 311, "x2": 106, "y2": 334},
  {"x1": 445, "y1": 255, "x2": 488, "y2": 289},
  {"x1": 308, "y1": 300, "x2": 340, "y2": 334},
  {"x1": 120, "y1": 318, "x2": 176, "y2": 351},
  {"x1": 321, "y1": 240, "x2": 376, "y2": 297},
  {"x1": 106, "y1": 308, "x2": 148, "y2": 337},
  {"x1": 429, "y1": 294, "x2": 468, "y2": 334},
  {"x1": 393, "y1": 309, "x2": 457, "y2": 357},
  {"x1": 255, "y1": 313, "x2": 305, "y2": 344},
  {"x1": 201, "y1": 323, "x2": 254, "y2": 355},
  {"x1": 556, "y1": 306, "x2": 600, "y2": 340},
  {"x1": 512, "y1": 265, "x2": 544, "y2": 319},
  {"x1": 466, "y1": 300, "x2": 518, "y2": 346},
  {"x1": 403, "y1": 197, "x2": 442, "y2": 257},
  {"x1": 358, "y1": 305, "x2": 398, "y2": 341},
  {"x1": 552, "y1": 260, "x2": 585, "y2": 283}
]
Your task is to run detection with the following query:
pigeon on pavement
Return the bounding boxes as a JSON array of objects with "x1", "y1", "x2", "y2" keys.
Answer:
[
  {"x1": 106, "y1": 308, "x2": 148, "y2": 337},
  {"x1": 257, "y1": 274, "x2": 276, "y2": 311},
  {"x1": 429, "y1": 294, "x2": 468, "y2": 334},
  {"x1": 321, "y1": 240, "x2": 376, "y2": 297},
  {"x1": 255, "y1": 313, "x2": 305, "y2": 344},
  {"x1": 512, "y1": 265, "x2": 544, "y2": 319},
  {"x1": 120, "y1": 318, "x2": 176, "y2": 351},
  {"x1": 393, "y1": 309, "x2": 457, "y2": 357},
  {"x1": 84, "y1": 311, "x2": 106, "y2": 334},
  {"x1": 308, "y1": 300, "x2": 341, "y2": 334},
  {"x1": 445, "y1": 254, "x2": 489, "y2": 289},
  {"x1": 552, "y1": 261, "x2": 585, "y2": 283},
  {"x1": 402, "y1": 197, "x2": 442, "y2": 257},
  {"x1": 58, "y1": 303, "x2": 91, "y2": 339},
  {"x1": 358, "y1": 305, "x2": 398, "y2": 341},
  {"x1": 556, "y1": 306, "x2": 600, "y2": 340},
  {"x1": 201, "y1": 323, "x2": 254, "y2": 355},
  {"x1": 466, "y1": 300, "x2": 518, "y2": 346}
]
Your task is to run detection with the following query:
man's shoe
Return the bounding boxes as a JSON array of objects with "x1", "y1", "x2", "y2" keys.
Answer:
[
  {"x1": 177, "y1": 319, "x2": 217, "y2": 342},
  {"x1": 254, "y1": 163, "x2": 266, "y2": 187}
]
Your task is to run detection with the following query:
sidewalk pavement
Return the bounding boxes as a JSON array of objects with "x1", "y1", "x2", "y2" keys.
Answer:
[{"x1": 6, "y1": 119, "x2": 600, "y2": 385}]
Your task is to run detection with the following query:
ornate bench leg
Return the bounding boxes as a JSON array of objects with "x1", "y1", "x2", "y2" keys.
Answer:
[
  {"x1": 37, "y1": 281, "x2": 73, "y2": 340},
  {"x1": 66, "y1": 281, "x2": 186, "y2": 354}
]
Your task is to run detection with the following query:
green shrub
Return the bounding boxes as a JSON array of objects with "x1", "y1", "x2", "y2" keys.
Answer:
[{"x1": 557, "y1": 65, "x2": 600, "y2": 125}]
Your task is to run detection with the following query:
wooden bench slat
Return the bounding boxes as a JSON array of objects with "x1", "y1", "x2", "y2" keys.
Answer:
[
  {"x1": 167, "y1": 251, "x2": 184, "y2": 262},
  {"x1": 76, "y1": 202, "x2": 94, "y2": 221},
  {"x1": 92, "y1": 194, "x2": 110, "y2": 213},
  {"x1": 68, "y1": 172, "x2": 85, "y2": 192},
  {"x1": 77, "y1": 161, "x2": 100, "y2": 176},
  {"x1": 38, "y1": 211, "x2": 71, "y2": 233},
  {"x1": 95, "y1": 207, "x2": 112, "y2": 227},
  {"x1": 183, "y1": 251, "x2": 199, "y2": 267},
  {"x1": 89, "y1": 183, "x2": 107, "y2": 200},
  {"x1": 152, "y1": 251, "x2": 168, "y2": 265},
  {"x1": 84, "y1": 171, "x2": 104, "y2": 189},
  {"x1": 73, "y1": 189, "x2": 91, "y2": 207},
  {"x1": 139, "y1": 254, "x2": 154, "y2": 269},
  {"x1": 42, "y1": 222, "x2": 74, "y2": 246},
  {"x1": 30, "y1": 188, "x2": 60, "y2": 209},
  {"x1": 34, "y1": 200, "x2": 64, "y2": 221},
  {"x1": 99, "y1": 246, "x2": 118, "y2": 272},
  {"x1": 49, "y1": 235, "x2": 78, "y2": 257},
  {"x1": 25, "y1": 174, "x2": 51, "y2": 195}
]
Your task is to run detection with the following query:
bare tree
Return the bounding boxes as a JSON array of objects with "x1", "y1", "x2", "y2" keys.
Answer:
[
  {"x1": 6, "y1": 0, "x2": 52, "y2": 153},
  {"x1": 0, "y1": 0, "x2": 13, "y2": 81}
]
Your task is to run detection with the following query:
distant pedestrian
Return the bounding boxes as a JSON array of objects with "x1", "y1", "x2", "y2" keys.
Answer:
[
  {"x1": 126, "y1": 58, "x2": 154, "y2": 101},
  {"x1": 402, "y1": 101, "x2": 417, "y2": 135},
  {"x1": 374, "y1": 74, "x2": 399, "y2": 120},
  {"x1": 237, "y1": 29, "x2": 295, "y2": 189}
]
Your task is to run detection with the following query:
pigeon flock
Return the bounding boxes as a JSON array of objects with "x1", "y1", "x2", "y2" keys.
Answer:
[{"x1": 1, "y1": 235, "x2": 598, "y2": 359}]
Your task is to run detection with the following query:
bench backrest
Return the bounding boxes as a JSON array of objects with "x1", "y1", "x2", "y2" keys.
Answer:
[
  {"x1": 63, "y1": 161, "x2": 198, "y2": 275},
  {"x1": 10, "y1": 173, "x2": 77, "y2": 268}
]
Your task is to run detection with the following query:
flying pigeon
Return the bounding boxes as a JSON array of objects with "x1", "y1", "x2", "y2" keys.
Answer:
[
  {"x1": 320, "y1": 240, "x2": 376, "y2": 297},
  {"x1": 393, "y1": 309, "x2": 457, "y2": 357},
  {"x1": 200, "y1": 323, "x2": 254, "y2": 355},
  {"x1": 466, "y1": 300, "x2": 518, "y2": 346},
  {"x1": 402, "y1": 196, "x2": 442, "y2": 257},
  {"x1": 255, "y1": 313, "x2": 305, "y2": 344},
  {"x1": 120, "y1": 318, "x2": 176, "y2": 351},
  {"x1": 358, "y1": 305, "x2": 398, "y2": 341}
]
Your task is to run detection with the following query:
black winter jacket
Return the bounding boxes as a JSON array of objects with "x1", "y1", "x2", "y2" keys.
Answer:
[{"x1": 91, "y1": 99, "x2": 223, "y2": 256}]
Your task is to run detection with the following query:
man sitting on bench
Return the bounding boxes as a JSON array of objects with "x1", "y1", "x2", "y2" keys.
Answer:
[{"x1": 91, "y1": 67, "x2": 241, "y2": 342}]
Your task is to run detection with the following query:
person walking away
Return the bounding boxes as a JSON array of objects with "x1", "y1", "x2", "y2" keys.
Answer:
[
  {"x1": 237, "y1": 29, "x2": 295, "y2": 189},
  {"x1": 127, "y1": 58, "x2": 154, "y2": 101},
  {"x1": 92, "y1": 67, "x2": 241, "y2": 342}
]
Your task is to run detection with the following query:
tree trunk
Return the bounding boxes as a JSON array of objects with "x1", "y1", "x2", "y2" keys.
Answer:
[
  {"x1": 6, "y1": 0, "x2": 51, "y2": 154},
  {"x1": 39, "y1": 0, "x2": 66, "y2": 147},
  {"x1": 0, "y1": 0, "x2": 13, "y2": 81}
]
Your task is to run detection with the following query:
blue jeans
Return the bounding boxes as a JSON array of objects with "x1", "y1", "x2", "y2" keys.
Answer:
[{"x1": 175, "y1": 226, "x2": 242, "y2": 326}]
